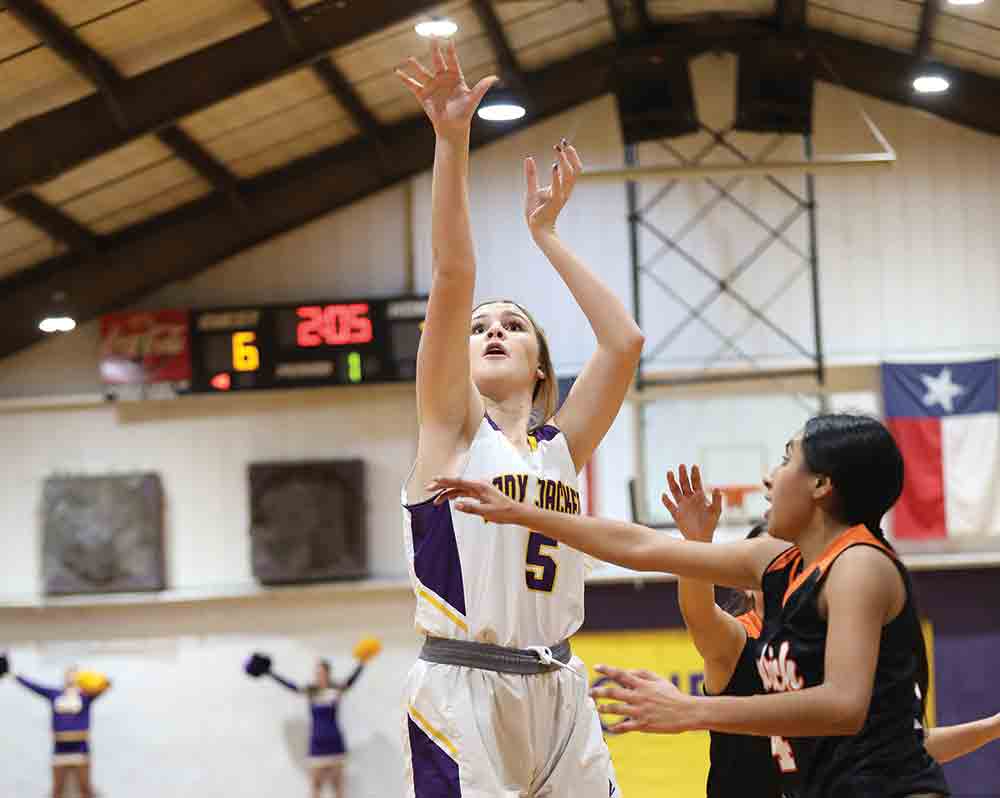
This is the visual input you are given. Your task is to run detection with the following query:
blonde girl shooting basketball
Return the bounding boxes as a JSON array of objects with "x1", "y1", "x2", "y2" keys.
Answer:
[{"x1": 395, "y1": 38, "x2": 642, "y2": 798}]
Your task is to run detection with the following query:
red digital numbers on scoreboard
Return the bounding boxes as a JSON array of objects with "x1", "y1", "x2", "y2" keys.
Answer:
[{"x1": 296, "y1": 303, "x2": 374, "y2": 348}]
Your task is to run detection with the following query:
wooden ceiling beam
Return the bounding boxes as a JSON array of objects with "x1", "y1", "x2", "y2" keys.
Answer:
[
  {"x1": 6, "y1": 0, "x2": 243, "y2": 211},
  {"x1": 634, "y1": 0, "x2": 654, "y2": 37},
  {"x1": 0, "y1": 0, "x2": 442, "y2": 202},
  {"x1": 3, "y1": 193, "x2": 99, "y2": 253},
  {"x1": 259, "y1": 0, "x2": 383, "y2": 141},
  {"x1": 471, "y1": 0, "x2": 525, "y2": 90},
  {"x1": 5, "y1": 0, "x2": 128, "y2": 127},
  {"x1": 605, "y1": 0, "x2": 626, "y2": 44},
  {"x1": 776, "y1": 0, "x2": 808, "y2": 32},
  {"x1": 915, "y1": 0, "x2": 940, "y2": 61}
]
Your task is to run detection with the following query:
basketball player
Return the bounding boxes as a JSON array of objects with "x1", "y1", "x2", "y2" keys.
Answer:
[
  {"x1": 668, "y1": 468, "x2": 999, "y2": 797},
  {"x1": 13, "y1": 664, "x2": 111, "y2": 798},
  {"x1": 667, "y1": 469, "x2": 781, "y2": 798},
  {"x1": 250, "y1": 655, "x2": 364, "y2": 798},
  {"x1": 431, "y1": 414, "x2": 954, "y2": 797},
  {"x1": 394, "y1": 39, "x2": 642, "y2": 797}
]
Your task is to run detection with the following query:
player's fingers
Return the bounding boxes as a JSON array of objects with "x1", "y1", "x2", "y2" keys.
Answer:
[
  {"x1": 691, "y1": 464, "x2": 704, "y2": 494},
  {"x1": 564, "y1": 141, "x2": 583, "y2": 173},
  {"x1": 594, "y1": 664, "x2": 640, "y2": 689},
  {"x1": 445, "y1": 38, "x2": 463, "y2": 79},
  {"x1": 606, "y1": 718, "x2": 644, "y2": 734},
  {"x1": 660, "y1": 493, "x2": 679, "y2": 519},
  {"x1": 666, "y1": 470, "x2": 683, "y2": 503},
  {"x1": 679, "y1": 464, "x2": 693, "y2": 495},
  {"x1": 431, "y1": 40, "x2": 448, "y2": 73},
  {"x1": 595, "y1": 702, "x2": 635, "y2": 718},
  {"x1": 394, "y1": 69, "x2": 425, "y2": 95},
  {"x1": 406, "y1": 56, "x2": 434, "y2": 82},
  {"x1": 710, "y1": 488, "x2": 723, "y2": 520},
  {"x1": 589, "y1": 683, "x2": 634, "y2": 703}
]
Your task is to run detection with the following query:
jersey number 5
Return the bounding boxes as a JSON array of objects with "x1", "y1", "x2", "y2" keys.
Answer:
[
  {"x1": 526, "y1": 532, "x2": 558, "y2": 592},
  {"x1": 770, "y1": 735, "x2": 798, "y2": 773}
]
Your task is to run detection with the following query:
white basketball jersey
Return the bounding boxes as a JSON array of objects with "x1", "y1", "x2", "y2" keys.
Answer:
[{"x1": 402, "y1": 415, "x2": 588, "y2": 648}]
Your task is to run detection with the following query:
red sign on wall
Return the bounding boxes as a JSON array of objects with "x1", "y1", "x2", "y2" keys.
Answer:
[{"x1": 99, "y1": 310, "x2": 191, "y2": 385}]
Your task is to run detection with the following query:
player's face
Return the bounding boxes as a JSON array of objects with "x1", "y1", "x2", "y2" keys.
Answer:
[
  {"x1": 763, "y1": 435, "x2": 818, "y2": 541},
  {"x1": 469, "y1": 303, "x2": 542, "y2": 401},
  {"x1": 64, "y1": 668, "x2": 77, "y2": 687},
  {"x1": 315, "y1": 663, "x2": 331, "y2": 687}
]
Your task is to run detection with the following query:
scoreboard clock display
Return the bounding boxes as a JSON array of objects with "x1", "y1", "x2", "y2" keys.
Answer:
[{"x1": 189, "y1": 296, "x2": 426, "y2": 393}]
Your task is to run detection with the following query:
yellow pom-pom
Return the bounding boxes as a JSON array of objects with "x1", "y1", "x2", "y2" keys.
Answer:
[
  {"x1": 75, "y1": 670, "x2": 108, "y2": 695},
  {"x1": 352, "y1": 637, "x2": 382, "y2": 662}
]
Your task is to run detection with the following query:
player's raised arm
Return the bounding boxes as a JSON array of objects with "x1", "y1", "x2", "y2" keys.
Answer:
[
  {"x1": 429, "y1": 466, "x2": 788, "y2": 590},
  {"x1": 669, "y1": 467, "x2": 750, "y2": 692},
  {"x1": 528, "y1": 142, "x2": 643, "y2": 471},
  {"x1": 395, "y1": 41, "x2": 497, "y2": 478}
]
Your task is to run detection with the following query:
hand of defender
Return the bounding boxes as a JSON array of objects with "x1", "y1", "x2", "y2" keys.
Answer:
[
  {"x1": 661, "y1": 464, "x2": 722, "y2": 543},
  {"x1": 427, "y1": 477, "x2": 522, "y2": 525}
]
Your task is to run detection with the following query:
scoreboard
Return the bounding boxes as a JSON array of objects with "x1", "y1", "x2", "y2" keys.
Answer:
[{"x1": 188, "y1": 296, "x2": 426, "y2": 393}]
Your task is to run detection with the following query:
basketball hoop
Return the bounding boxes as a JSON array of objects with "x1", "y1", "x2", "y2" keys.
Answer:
[{"x1": 716, "y1": 484, "x2": 763, "y2": 525}]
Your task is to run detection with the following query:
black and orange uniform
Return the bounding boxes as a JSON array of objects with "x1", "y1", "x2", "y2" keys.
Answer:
[
  {"x1": 756, "y1": 526, "x2": 949, "y2": 798},
  {"x1": 706, "y1": 610, "x2": 784, "y2": 798}
]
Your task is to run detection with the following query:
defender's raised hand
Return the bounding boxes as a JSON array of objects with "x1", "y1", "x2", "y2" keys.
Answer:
[
  {"x1": 395, "y1": 39, "x2": 497, "y2": 140},
  {"x1": 661, "y1": 464, "x2": 723, "y2": 542}
]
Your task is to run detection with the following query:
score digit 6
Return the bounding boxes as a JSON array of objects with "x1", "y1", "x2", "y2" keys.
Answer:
[{"x1": 232, "y1": 331, "x2": 260, "y2": 372}]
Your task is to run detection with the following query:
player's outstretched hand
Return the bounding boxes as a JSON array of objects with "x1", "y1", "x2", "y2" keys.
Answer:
[
  {"x1": 395, "y1": 39, "x2": 497, "y2": 141},
  {"x1": 591, "y1": 664, "x2": 699, "y2": 734},
  {"x1": 661, "y1": 464, "x2": 722, "y2": 543},
  {"x1": 428, "y1": 477, "x2": 522, "y2": 525},
  {"x1": 525, "y1": 140, "x2": 583, "y2": 238}
]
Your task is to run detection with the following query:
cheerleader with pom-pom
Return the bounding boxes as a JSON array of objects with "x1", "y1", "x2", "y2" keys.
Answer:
[
  {"x1": 4, "y1": 655, "x2": 110, "y2": 798},
  {"x1": 246, "y1": 638, "x2": 380, "y2": 797}
]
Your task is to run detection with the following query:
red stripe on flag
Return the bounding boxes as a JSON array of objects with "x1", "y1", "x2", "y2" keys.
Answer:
[{"x1": 888, "y1": 418, "x2": 947, "y2": 539}]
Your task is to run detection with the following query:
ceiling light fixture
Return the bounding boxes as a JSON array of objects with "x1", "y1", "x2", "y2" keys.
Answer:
[
  {"x1": 415, "y1": 18, "x2": 459, "y2": 38},
  {"x1": 39, "y1": 316, "x2": 77, "y2": 334},
  {"x1": 477, "y1": 87, "x2": 526, "y2": 122},
  {"x1": 913, "y1": 75, "x2": 950, "y2": 93}
]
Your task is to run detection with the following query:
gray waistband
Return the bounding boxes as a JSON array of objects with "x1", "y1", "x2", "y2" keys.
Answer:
[{"x1": 419, "y1": 636, "x2": 572, "y2": 675}]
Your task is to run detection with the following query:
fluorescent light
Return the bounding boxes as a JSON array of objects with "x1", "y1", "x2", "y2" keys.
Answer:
[
  {"x1": 913, "y1": 75, "x2": 949, "y2": 93},
  {"x1": 477, "y1": 103, "x2": 526, "y2": 122},
  {"x1": 415, "y1": 19, "x2": 458, "y2": 38},
  {"x1": 39, "y1": 316, "x2": 76, "y2": 333},
  {"x1": 947, "y1": 0, "x2": 984, "y2": 5}
]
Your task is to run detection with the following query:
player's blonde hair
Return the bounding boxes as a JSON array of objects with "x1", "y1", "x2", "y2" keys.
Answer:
[{"x1": 472, "y1": 300, "x2": 557, "y2": 428}]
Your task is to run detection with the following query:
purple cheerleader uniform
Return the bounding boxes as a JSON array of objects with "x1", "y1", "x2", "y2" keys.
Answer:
[
  {"x1": 271, "y1": 664, "x2": 363, "y2": 767},
  {"x1": 17, "y1": 676, "x2": 105, "y2": 765}
]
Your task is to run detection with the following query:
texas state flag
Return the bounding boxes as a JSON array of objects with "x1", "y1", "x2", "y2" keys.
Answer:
[{"x1": 882, "y1": 359, "x2": 1000, "y2": 540}]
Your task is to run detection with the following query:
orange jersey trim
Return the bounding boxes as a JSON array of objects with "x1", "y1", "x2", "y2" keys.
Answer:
[
  {"x1": 781, "y1": 525, "x2": 893, "y2": 607},
  {"x1": 765, "y1": 546, "x2": 801, "y2": 576},
  {"x1": 736, "y1": 610, "x2": 763, "y2": 638}
]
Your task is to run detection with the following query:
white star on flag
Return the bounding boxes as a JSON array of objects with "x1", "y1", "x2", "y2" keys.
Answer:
[{"x1": 920, "y1": 367, "x2": 965, "y2": 413}]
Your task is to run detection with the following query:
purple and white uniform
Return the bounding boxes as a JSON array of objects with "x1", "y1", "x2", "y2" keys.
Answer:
[
  {"x1": 271, "y1": 664, "x2": 362, "y2": 768},
  {"x1": 401, "y1": 416, "x2": 619, "y2": 797},
  {"x1": 17, "y1": 676, "x2": 104, "y2": 766}
]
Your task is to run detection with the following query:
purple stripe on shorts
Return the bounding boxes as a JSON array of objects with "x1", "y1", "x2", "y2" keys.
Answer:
[
  {"x1": 407, "y1": 499, "x2": 466, "y2": 616},
  {"x1": 408, "y1": 716, "x2": 460, "y2": 798}
]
